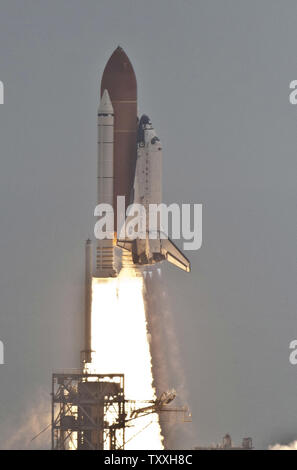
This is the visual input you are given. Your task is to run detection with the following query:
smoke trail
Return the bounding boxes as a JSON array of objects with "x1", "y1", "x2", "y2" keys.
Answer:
[
  {"x1": 1, "y1": 389, "x2": 51, "y2": 450},
  {"x1": 143, "y1": 268, "x2": 193, "y2": 449}
]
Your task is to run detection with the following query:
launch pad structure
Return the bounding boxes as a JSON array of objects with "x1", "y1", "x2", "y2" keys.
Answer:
[
  {"x1": 51, "y1": 372, "x2": 125, "y2": 450},
  {"x1": 51, "y1": 370, "x2": 191, "y2": 450}
]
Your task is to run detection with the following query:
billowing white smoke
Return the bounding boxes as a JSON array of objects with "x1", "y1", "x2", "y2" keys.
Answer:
[
  {"x1": 1, "y1": 389, "x2": 51, "y2": 450},
  {"x1": 269, "y1": 441, "x2": 297, "y2": 450},
  {"x1": 143, "y1": 268, "x2": 193, "y2": 449}
]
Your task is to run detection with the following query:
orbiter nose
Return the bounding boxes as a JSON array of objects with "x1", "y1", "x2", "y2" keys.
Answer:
[{"x1": 137, "y1": 114, "x2": 152, "y2": 144}]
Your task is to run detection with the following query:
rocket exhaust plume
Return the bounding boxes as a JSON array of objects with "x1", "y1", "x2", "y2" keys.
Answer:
[{"x1": 90, "y1": 273, "x2": 164, "y2": 449}]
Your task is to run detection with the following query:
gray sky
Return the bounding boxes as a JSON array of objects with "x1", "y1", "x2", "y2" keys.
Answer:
[{"x1": 0, "y1": 0, "x2": 296, "y2": 449}]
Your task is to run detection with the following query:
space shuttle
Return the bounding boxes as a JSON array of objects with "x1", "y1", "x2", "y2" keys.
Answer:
[{"x1": 94, "y1": 47, "x2": 190, "y2": 277}]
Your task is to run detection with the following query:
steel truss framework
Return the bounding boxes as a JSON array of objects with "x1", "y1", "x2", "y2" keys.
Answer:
[{"x1": 51, "y1": 372, "x2": 125, "y2": 450}]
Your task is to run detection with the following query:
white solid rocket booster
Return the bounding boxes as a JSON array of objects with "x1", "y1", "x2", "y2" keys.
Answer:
[
  {"x1": 94, "y1": 89, "x2": 116, "y2": 277},
  {"x1": 82, "y1": 90, "x2": 116, "y2": 368}
]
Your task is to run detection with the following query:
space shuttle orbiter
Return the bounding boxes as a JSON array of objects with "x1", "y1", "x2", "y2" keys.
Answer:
[{"x1": 117, "y1": 114, "x2": 190, "y2": 273}]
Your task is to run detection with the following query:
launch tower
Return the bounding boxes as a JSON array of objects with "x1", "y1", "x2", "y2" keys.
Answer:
[{"x1": 51, "y1": 372, "x2": 125, "y2": 450}]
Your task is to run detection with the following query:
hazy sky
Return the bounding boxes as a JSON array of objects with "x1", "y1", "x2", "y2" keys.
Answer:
[{"x1": 0, "y1": 0, "x2": 296, "y2": 449}]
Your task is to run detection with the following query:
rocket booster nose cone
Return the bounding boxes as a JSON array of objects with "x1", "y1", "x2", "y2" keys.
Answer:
[
  {"x1": 98, "y1": 89, "x2": 114, "y2": 114},
  {"x1": 101, "y1": 47, "x2": 137, "y2": 101}
]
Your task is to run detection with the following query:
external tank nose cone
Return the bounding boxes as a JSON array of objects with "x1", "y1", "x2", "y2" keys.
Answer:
[{"x1": 101, "y1": 47, "x2": 137, "y2": 101}]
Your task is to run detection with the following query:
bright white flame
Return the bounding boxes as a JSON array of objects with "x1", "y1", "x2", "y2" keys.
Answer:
[{"x1": 90, "y1": 271, "x2": 163, "y2": 450}]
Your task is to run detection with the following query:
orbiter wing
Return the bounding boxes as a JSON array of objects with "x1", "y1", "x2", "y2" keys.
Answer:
[
  {"x1": 159, "y1": 236, "x2": 191, "y2": 273},
  {"x1": 117, "y1": 231, "x2": 191, "y2": 273}
]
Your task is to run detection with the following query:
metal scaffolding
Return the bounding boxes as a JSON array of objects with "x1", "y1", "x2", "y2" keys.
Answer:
[{"x1": 51, "y1": 371, "x2": 125, "y2": 450}]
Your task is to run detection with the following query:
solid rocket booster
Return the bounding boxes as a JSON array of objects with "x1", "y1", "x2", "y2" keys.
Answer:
[
  {"x1": 98, "y1": 90, "x2": 114, "y2": 211},
  {"x1": 94, "y1": 90, "x2": 116, "y2": 277}
]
